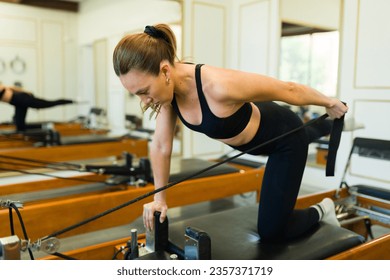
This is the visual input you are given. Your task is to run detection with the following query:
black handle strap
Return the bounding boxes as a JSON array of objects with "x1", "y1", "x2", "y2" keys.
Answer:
[{"x1": 326, "y1": 105, "x2": 346, "y2": 176}]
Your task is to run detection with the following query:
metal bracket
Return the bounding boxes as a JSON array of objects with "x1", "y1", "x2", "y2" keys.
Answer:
[
  {"x1": 20, "y1": 237, "x2": 61, "y2": 254},
  {"x1": 0, "y1": 199, "x2": 23, "y2": 209}
]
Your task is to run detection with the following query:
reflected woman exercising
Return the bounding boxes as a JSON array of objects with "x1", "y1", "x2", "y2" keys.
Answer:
[{"x1": 0, "y1": 85, "x2": 74, "y2": 132}]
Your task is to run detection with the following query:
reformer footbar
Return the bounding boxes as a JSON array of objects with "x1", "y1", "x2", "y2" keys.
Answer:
[{"x1": 2, "y1": 112, "x2": 345, "y2": 259}]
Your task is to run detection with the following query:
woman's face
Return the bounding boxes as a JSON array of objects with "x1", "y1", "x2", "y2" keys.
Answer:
[{"x1": 119, "y1": 68, "x2": 172, "y2": 111}]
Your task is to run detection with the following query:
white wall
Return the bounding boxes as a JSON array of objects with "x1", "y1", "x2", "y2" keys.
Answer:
[
  {"x1": 78, "y1": 0, "x2": 181, "y2": 46},
  {"x1": 337, "y1": 0, "x2": 390, "y2": 189},
  {"x1": 181, "y1": 0, "x2": 280, "y2": 159},
  {"x1": 280, "y1": 0, "x2": 341, "y2": 29}
]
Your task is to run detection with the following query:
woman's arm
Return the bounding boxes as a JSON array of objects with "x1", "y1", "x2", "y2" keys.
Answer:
[
  {"x1": 143, "y1": 104, "x2": 177, "y2": 231},
  {"x1": 211, "y1": 67, "x2": 348, "y2": 119}
]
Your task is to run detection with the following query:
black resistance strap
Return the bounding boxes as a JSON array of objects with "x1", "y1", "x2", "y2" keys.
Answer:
[
  {"x1": 40, "y1": 112, "x2": 345, "y2": 241},
  {"x1": 326, "y1": 109, "x2": 345, "y2": 176}
]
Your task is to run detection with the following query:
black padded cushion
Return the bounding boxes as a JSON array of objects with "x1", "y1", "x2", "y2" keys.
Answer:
[
  {"x1": 352, "y1": 184, "x2": 390, "y2": 201},
  {"x1": 168, "y1": 205, "x2": 364, "y2": 260}
]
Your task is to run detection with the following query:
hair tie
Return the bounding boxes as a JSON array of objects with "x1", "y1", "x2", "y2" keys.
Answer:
[
  {"x1": 144, "y1": 25, "x2": 169, "y2": 44},
  {"x1": 144, "y1": 25, "x2": 160, "y2": 37}
]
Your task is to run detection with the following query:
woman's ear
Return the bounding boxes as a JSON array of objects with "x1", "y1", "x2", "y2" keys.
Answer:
[{"x1": 160, "y1": 60, "x2": 171, "y2": 79}]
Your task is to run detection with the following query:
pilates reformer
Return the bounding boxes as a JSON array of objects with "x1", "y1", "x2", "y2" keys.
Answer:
[
  {"x1": 0, "y1": 112, "x2": 338, "y2": 260},
  {"x1": 0, "y1": 128, "x2": 124, "y2": 147},
  {"x1": 0, "y1": 136, "x2": 148, "y2": 174},
  {"x1": 0, "y1": 113, "x2": 115, "y2": 148},
  {"x1": 120, "y1": 137, "x2": 388, "y2": 260},
  {"x1": 0, "y1": 155, "x2": 264, "y2": 259},
  {"x1": 104, "y1": 137, "x2": 390, "y2": 260},
  {"x1": 112, "y1": 209, "x2": 363, "y2": 260},
  {"x1": 2, "y1": 114, "x2": 389, "y2": 260},
  {"x1": 326, "y1": 137, "x2": 390, "y2": 259},
  {"x1": 115, "y1": 194, "x2": 388, "y2": 260}
]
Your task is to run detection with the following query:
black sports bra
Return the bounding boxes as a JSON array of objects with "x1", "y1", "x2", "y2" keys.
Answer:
[{"x1": 171, "y1": 64, "x2": 252, "y2": 139}]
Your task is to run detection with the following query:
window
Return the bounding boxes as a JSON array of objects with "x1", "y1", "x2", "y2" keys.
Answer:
[{"x1": 279, "y1": 30, "x2": 339, "y2": 97}]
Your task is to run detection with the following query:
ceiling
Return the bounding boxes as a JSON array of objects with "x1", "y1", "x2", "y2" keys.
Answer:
[{"x1": 0, "y1": 0, "x2": 82, "y2": 12}]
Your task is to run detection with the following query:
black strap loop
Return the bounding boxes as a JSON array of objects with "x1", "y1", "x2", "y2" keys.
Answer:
[{"x1": 326, "y1": 104, "x2": 346, "y2": 176}]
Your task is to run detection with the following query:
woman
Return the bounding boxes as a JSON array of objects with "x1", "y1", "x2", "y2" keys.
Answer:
[
  {"x1": 113, "y1": 24, "x2": 348, "y2": 243},
  {"x1": 0, "y1": 85, "x2": 74, "y2": 131}
]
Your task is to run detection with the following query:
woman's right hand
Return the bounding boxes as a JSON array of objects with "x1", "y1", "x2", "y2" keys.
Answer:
[
  {"x1": 326, "y1": 98, "x2": 348, "y2": 119},
  {"x1": 143, "y1": 199, "x2": 168, "y2": 232}
]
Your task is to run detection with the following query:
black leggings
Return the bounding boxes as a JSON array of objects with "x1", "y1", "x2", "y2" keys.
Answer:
[
  {"x1": 231, "y1": 102, "x2": 331, "y2": 243},
  {"x1": 9, "y1": 91, "x2": 73, "y2": 131}
]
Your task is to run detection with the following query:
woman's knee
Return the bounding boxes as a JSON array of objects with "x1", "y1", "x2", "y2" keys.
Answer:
[{"x1": 257, "y1": 225, "x2": 285, "y2": 243}]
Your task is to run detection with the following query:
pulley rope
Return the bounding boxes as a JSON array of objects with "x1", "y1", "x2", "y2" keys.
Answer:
[
  {"x1": 0, "y1": 154, "x2": 81, "y2": 169},
  {"x1": 0, "y1": 167, "x2": 107, "y2": 183},
  {"x1": 0, "y1": 159, "x2": 76, "y2": 171}
]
